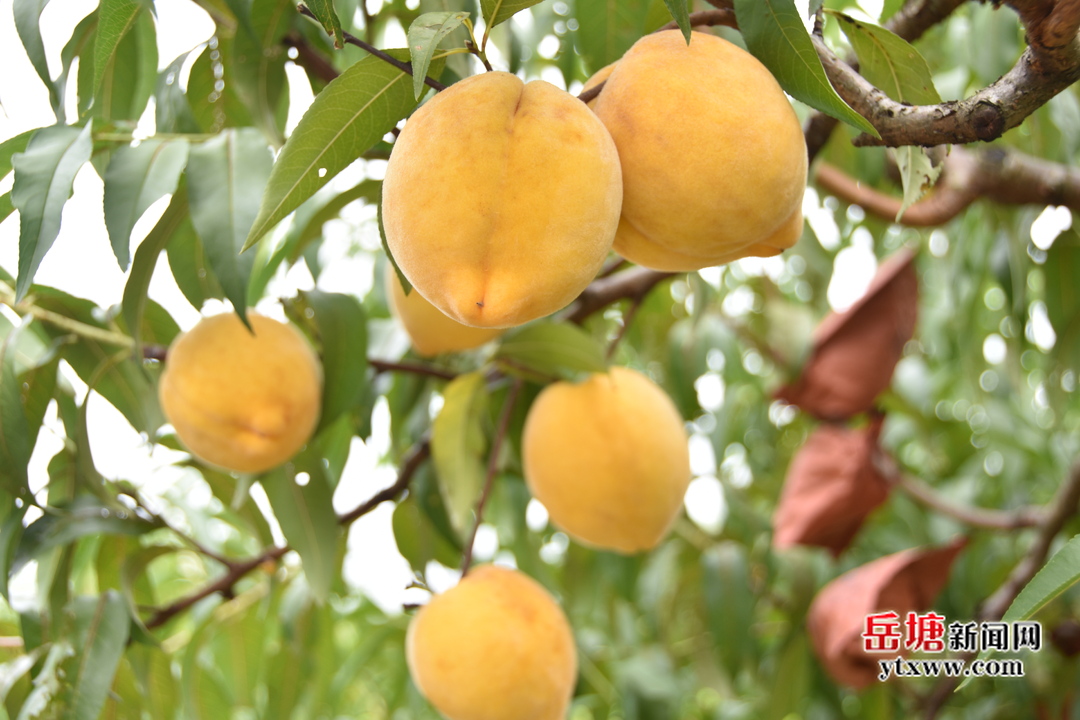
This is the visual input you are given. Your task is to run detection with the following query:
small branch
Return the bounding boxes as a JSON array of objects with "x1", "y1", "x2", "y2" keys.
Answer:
[
  {"x1": 814, "y1": 161, "x2": 977, "y2": 226},
  {"x1": 659, "y1": 9, "x2": 738, "y2": 33},
  {"x1": 283, "y1": 32, "x2": 340, "y2": 83},
  {"x1": 369, "y1": 358, "x2": 457, "y2": 381},
  {"x1": 0, "y1": 282, "x2": 134, "y2": 349},
  {"x1": 566, "y1": 268, "x2": 675, "y2": 324},
  {"x1": 337, "y1": 440, "x2": 431, "y2": 526},
  {"x1": 578, "y1": 80, "x2": 605, "y2": 105},
  {"x1": 297, "y1": 5, "x2": 447, "y2": 92},
  {"x1": 894, "y1": 474, "x2": 1044, "y2": 530},
  {"x1": 606, "y1": 298, "x2": 643, "y2": 360},
  {"x1": 460, "y1": 380, "x2": 523, "y2": 576}
]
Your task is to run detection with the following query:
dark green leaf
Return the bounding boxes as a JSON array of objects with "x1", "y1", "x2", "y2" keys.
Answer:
[
  {"x1": 155, "y1": 51, "x2": 202, "y2": 134},
  {"x1": 662, "y1": 0, "x2": 692, "y2": 43},
  {"x1": 481, "y1": 0, "x2": 543, "y2": 28},
  {"x1": 0, "y1": 492, "x2": 28, "y2": 601},
  {"x1": 733, "y1": 0, "x2": 878, "y2": 135},
  {"x1": 188, "y1": 35, "x2": 255, "y2": 133},
  {"x1": 94, "y1": 0, "x2": 144, "y2": 95},
  {"x1": 13, "y1": 498, "x2": 157, "y2": 575},
  {"x1": 121, "y1": 188, "x2": 189, "y2": 352},
  {"x1": 1045, "y1": 232, "x2": 1080, "y2": 367},
  {"x1": 495, "y1": 322, "x2": 608, "y2": 380},
  {"x1": 166, "y1": 216, "x2": 224, "y2": 310},
  {"x1": 574, "y1": 0, "x2": 653, "y2": 73},
  {"x1": 66, "y1": 591, "x2": 131, "y2": 720},
  {"x1": 93, "y1": 8, "x2": 158, "y2": 122},
  {"x1": 303, "y1": 0, "x2": 345, "y2": 48},
  {"x1": 392, "y1": 496, "x2": 460, "y2": 572},
  {"x1": 11, "y1": 123, "x2": 94, "y2": 300},
  {"x1": 0, "y1": 326, "x2": 33, "y2": 497},
  {"x1": 13, "y1": 0, "x2": 61, "y2": 120},
  {"x1": 262, "y1": 453, "x2": 339, "y2": 601},
  {"x1": 244, "y1": 51, "x2": 443, "y2": 251},
  {"x1": 300, "y1": 290, "x2": 368, "y2": 433},
  {"x1": 103, "y1": 138, "x2": 189, "y2": 269},
  {"x1": 430, "y1": 371, "x2": 489, "y2": 537},
  {"x1": 232, "y1": 0, "x2": 293, "y2": 144},
  {"x1": 407, "y1": 12, "x2": 469, "y2": 100},
  {"x1": 187, "y1": 128, "x2": 273, "y2": 320},
  {"x1": 829, "y1": 11, "x2": 940, "y2": 105},
  {"x1": 702, "y1": 544, "x2": 756, "y2": 678}
]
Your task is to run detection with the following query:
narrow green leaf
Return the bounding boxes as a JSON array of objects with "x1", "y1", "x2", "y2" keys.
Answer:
[
  {"x1": 408, "y1": 12, "x2": 469, "y2": 100},
  {"x1": 702, "y1": 544, "x2": 756, "y2": 678},
  {"x1": 378, "y1": 191, "x2": 411, "y2": 295},
  {"x1": 960, "y1": 534, "x2": 1080, "y2": 690},
  {"x1": 304, "y1": 0, "x2": 345, "y2": 49},
  {"x1": 11, "y1": 123, "x2": 94, "y2": 301},
  {"x1": 121, "y1": 188, "x2": 189, "y2": 354},
  {"x1": 103, "y1": 138, "x2": 189, "y2": 269},
  {"x1": 430, "y1": 371, "x2": 489, "y2": 537},
  {"x1": 231, "y1": 0, "x2": 293, "y2": 144},
  {"x1": 1044, "y1": 231, "x2": 1080, "y2": 367},
  {"x1": 892, "y1": 146, "x2": 942, "y2": 220},
  {"x1": 0, "y1": 193, "x2": 13, "y2": 225},
  {"x1": 481, "y1": 0, "x2": 544, "y2": 28},
  {"x1": 574, "y1": 0, "x2": 653, "y2": 73},
  {"x1": 0, "y1": 326, "x2": 33, "y2": 498},
  {"x1": 299, "y1": 291, "x2": 368, "y2": 433},
  {"x1": 662, "y1": 0, "x2": 692, "y2": 43},
  {"x1": 495, "y1": 322, "x2": 608, "y2": 380},
  {"x1": 262, "y1": 455, "x2": 339, "y2": 602},
  {"x1": 829, "y1": 11, "x2": 941, "y2": 105},
  {"x1": 12, "y1": 498, "x2": 157, "y2": 575},
  {"x1": 155, "y1": 51, "x2": 202, "y2": 134},
  {"x1": 187, "y1": 128, "x2": 273, "y2": 320},
  {"x1": 93, "y1": 8, "x2": 158, "y2": 122},
  {"x1": 0, "y1": 489, "x2": 28, "y2": 601},
  {"x1": 13, "y1": 0, "x2": 61, "y2": 120},
  {"x1": 166, "y1": 217, "x2": 224, "y2": 310},
  {"x1": 94, "y1": 0, "x2": 144, "y2": 96},
  {"x1": 67, "y1": 592, "x2": 130, "y2": 720},
  {"x1": 733, "y1": 0, "x2": 878, "y2": 136},
  {"x1": 393, "y1": 497, "x2": 460, "y2": 572},
  {"x1": 244, "y1": 51, "x2": 443, "y2": 251},
  {"x1": 57, "y1": 10, "x2": 98, "y2": 118},
  {"x1": 0, "y1": 129, "x2": 37, "y2": 181}
]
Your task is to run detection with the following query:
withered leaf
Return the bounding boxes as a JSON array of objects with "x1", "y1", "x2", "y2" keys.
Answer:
[
  {"x1": 806, "y1": 538, "x2": 966, "y2": 688},
  {"x1": 778, "y1": 249, "x2": 918, "y2": 420},
  {"x1": 773, "y1": 417, "x2": 890, "y2": 556}
]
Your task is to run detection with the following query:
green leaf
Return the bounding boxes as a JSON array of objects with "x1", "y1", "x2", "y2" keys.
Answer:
[
  {"x1": 66, "y1": 592, "x2": 131, "y2": 720},
  {"x1": 166, "y1": 216, "x2": 224, "y2": 310},
  {"x1": 261, "y1": 454, "x2": 339, "y2": 602},
  {"x1": 303, "y1": 0, "x2": 345, "y2": 49},
  {"x1": 733, "y1": 0, "x2": 878, "y2": 136},
  {"x1": 13, "y1": 0, "x2": 61, "y2": 120},
  {"x1": 0, "y1": 129, "x2": 37, "y2": 181},
  {"x1": 93, "y1": 7, "x2": 158, "y2": 122},
  {"x1": 121, "y1": 188, "x2": 189, "y2": 353},
  {"x1": 10, "y1": 123, "x2": 94, "y2": 301},
  {"x1": 155, "y1": 51, "x2": 202, "y2": 134},
  {"x1": 378, "y1": 191, "x2": 411, "y2": 295},
  {"x1": 94, "y1": 0, "x2": 144, "y2": 96},
  {"x1": 662, "y1": 0, "x2": 692, "y2": 43},
  {"x1": 103, "y1": 138, "x2": 189, "y2": 269},
  {"x1": 0, "y1": 490, "x2": 28, "y2": 601},
  {"x1": 187, "y1": 128, "x2": 273, "y2": 320},
  {"x1": 13, "y1": 498, "x2": 157, "y2": 575},
  {"x1": 392, "y1": 496, "x2": 460, "y2": 572},
  {"x1": 430, "y1": 371, "x2": 489, "y2": 537},
  {"x1": 0, "y1": 326, "x2": 32, "y2": 498},
  {"x1": 829, "y1": 11, "x2": 941, "y2": 105},
  {"x1": 231, "y1": 0, "x2": 293, "y2": 144},
  {"x1": 244, "y1": 51, "x2": 443, "y2": 251},
  {"x1": 481, "y1": 0, "x2": 544, "y2": 28},
  {"x1": 299, "y1": 291, "x2": 369, "y2": 433},
  {"x1": 574, "y1": 0, "x2": 653, "y2": 73},
  {"x1": 1044, "y1": 231, "x2": 1080, "y2": 368},
  {"x1": 892, "y1": 146, "x2": 942, "y2": 220},
  {"x1": 407, "y1": 12, "x2": 469, "y2": 100},
  {"x1": 0, "y1": 193, "x2": 14, "y2": 225},
  {"x1": 702, "y1": 544, "x2": 756, "y2": 678},
  {"x1": 495, "y1": 322, "x2": 608, "y2": 380}
]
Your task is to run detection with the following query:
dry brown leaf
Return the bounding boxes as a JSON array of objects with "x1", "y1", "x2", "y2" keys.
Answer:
[
  {"x1": 806, "y1": 538, "x2": 967, "y2": 689},
  {"x1": 773, "y1": 418, "x2": 890, "y2": 556},
  {"x1": 778, "y1": 249, "x2": 918, "y2": 420}
]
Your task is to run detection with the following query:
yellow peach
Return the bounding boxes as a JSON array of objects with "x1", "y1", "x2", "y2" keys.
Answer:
[
  {"x1": 522, "y1": 366, "x2": 691, "y2": 554},
  {"x1": 586, "y1": 30, "x2": 807, "y2": 271},
  {"x1": 406, "y1": 565, "x2": 578, "y2": 720},
  {"x1": 385, "y1": 263, "x2": 502, "y2": 356},
  {"x1": 382, "y1": 71, "x2": 622, "y2": 328},
  {"x1": 158, "y1": 312, "x2": 322, "y2": 474}
]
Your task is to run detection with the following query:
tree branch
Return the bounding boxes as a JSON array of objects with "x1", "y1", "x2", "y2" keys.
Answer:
[
  {"x1": 893, "y1": 474, "x2": 1045, "y2": 530},
  {"x1": 815, "y1": 145, "x2": 1080, "y2": 226},
  {"x1": 460, "y1": 380, "x2": 523, "y2": 576},
  {"x1": 565, "y1": 268, "x2": 674, "y2": 324},
  {"x1": 369, "y1": 359, "x2": 458, "y2": 381},
  {"x1": 337, "y1": 440, "x2": 431, "y2": 526},
  {"x1": 283, "y1": 32, "x2": 340, "y2": 84}
]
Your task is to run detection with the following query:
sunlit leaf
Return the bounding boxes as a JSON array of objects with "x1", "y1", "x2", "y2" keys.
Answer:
[
  {"x1": 303, "y1": 0, "x2": 345, "y2": 48},
  {"x1": 94, "y1": 0, "x2": 144, "y2": 95},
  {"x1": 92, "y1": 8, "x2": 157, "y2": 122},
  {"x1": 431, "y1": 371, "x2": 489, "y2": 537},
  {"x1": 481, "y1": 0, "x2": 544, "y2": 28},
  {"x1": 407, "y1": 11, "x2": 469, "y2": 100},
  {"x1": 495, "y1": 322, "x2": 608, "y2": 380}
]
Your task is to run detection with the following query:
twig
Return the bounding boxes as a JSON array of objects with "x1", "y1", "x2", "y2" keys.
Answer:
[
  {"x1": 894, "y1": 474, "x2": 1044, "y2": 530},
  {"x1": 606, "y1": 298, "x2": 643, "y2": 360},
  {"x1": 0, "y1": 282, "x2": 135, "y2": 349},
  {"x1": 566, "y1": 267, "x2": 674, "y2": 324},
  {"x1": 578, "y1": 80, "x2": 605, "y2": 105},
  {"x1": 282, "y1": 32, "x2": 340, "y2": 83},
  {"x1": 460, "y1": 380, "x2": 523, "y2": 576},
  {"x1": 297, "y1": 5, "x2": 447, "y2": 92},
  {"x1": 337, "y1": 440, "x2": 431, "y2": 526},
  {"x1": 369, "y1": 358, "x2": 457, "y2": 381}
]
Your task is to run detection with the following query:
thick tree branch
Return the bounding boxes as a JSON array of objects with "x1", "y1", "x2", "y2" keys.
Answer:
[
  {"x1": 565, "y1": 268, "x2": 674, "y2": 324},
  {"x1": 369, "y1": 359, "x2": 458, "y2": 381},
  {"x1": 893, "y1": 474, "x2": 1044, "y2": 529},
  {"x1": 815, "y1": 145, "x2": 1080, "y2": 226}
]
